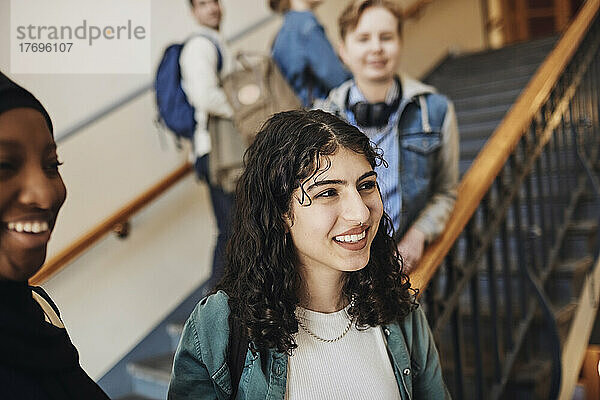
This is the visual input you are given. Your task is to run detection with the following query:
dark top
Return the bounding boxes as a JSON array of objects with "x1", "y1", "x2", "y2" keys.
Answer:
[{"x1": 0, "y1": 281, "x2": 109, "y2": 400}]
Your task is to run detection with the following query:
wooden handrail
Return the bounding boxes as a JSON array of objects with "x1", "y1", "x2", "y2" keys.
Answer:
[
  {"x1": 409, "y1": 0, "x2": 600, "y2": 290},
  {"x1": 30, "y1": 162, "x2": 193, "y2": 285}
]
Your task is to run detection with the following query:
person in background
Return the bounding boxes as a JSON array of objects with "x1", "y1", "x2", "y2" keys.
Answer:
[
  {"x1": 168, "y1": 110, "x2": 449, "y2": 399},
  {"x1": 270, "y1": 0, "x2": 351, "y2": 107},
  {"x1": 0, "y1": 72, "x2": 109, "y2": 400},
  {"x1": 181, "y1": 0, "x2": 235, "y2": 286},
  {"x1": 317, "y1": 0, "x2": 459, "y2": 272}
]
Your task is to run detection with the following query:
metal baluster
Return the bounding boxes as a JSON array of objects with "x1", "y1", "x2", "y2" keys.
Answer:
[
  {"x1": 465, "y1": 219, "x2": 484, "y2": 399},
  {"x1": 587, "y1": 56, "x2": 597, "y2": 152},
  {"x1": 535, "y1": 150, "x2": 550, "y2": 272},
  {"x1": 448, "y1": 244, "x2": 466, "y2": 400},
  {"x1": 569, "y1": 102, "x2": 582, "y2": 186},
  {"x1": 510, "y1": 153, "x2": 529, "y2": 320},
  {"x1": 561, "y1": 114, "x2": 575, "y2": 192},
  {"x1": 482, "y1": 192, "x2": 502, "y2": 383},
  {"x1": 425, "y1": 273, "x2": 438, "y2": 322},
  {"x1": 552, "y1": 126, "x2": 565, "y2": 227},
  {"x1": 525, "y1": 170, "x2": 540, "y2": 276},
  {"x1": 498, "y1": 173, "x2": 514, "y2": 352},
  {"x1": 445, "y1": 247, "x2": 457, "y2": 300},
  {"x1": 590, "y1": 53, "x2": 600, "y2": 152},
  {"x1": 541, "y1": 105, "x2": 559, "y2": 247}
]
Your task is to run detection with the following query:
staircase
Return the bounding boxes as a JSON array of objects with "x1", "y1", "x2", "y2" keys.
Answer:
[
  {"x1": 423, "y1": 32, "x2": 600, "y2": 399},
  {"x1": 101, "y1": 36, "x2": 599, "y2": 399},
  {"x1": 426, "y1": 36, "x2": 559, "y2": 175}
]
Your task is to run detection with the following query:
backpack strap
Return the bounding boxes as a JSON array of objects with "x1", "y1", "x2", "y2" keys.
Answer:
[
  {"x1": 30, "y1": 286, "x2": 64, "y2": 328},
  {"x1": 228, "y1": 315, "x2": 248, "y2": 399}
]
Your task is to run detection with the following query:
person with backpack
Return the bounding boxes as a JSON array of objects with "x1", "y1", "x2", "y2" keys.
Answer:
[
  {"x1": 167, "y1": 110, "x2": 449, "y2": 399},
  {"x1": 179, "y1": 0, "x2": 236, "y2": 286},
  {"x1": 317, "y1": 0, "x2": 459, "y2": 273},
  {"x1": 270, "y1": 0, "x2": 351, "y2": 107}
]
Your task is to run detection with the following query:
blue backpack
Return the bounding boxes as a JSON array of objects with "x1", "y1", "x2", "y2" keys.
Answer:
[{"x1": 155, "y1": 35, "x2": 223, "y2": 139}]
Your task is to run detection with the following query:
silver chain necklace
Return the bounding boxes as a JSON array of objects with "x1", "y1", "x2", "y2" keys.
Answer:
[{"x1": 296, "y1": 307, "x2": 353, "y2": 343}]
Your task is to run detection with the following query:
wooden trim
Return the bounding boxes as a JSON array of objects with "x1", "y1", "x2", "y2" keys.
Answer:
[
  {"x1": 528, "y1": 8, "x2": 558, "y2": 19},
  {"x1": 501, "y1": 0, "x2": 517, "y2": 43},
  {"x1": 556, "y1": 0, "x2": 573, "y2": 32},
  {"x1": 516, "y1": 0, "x2": 529, "y2": 41},
  {"x1": 403, "y1": 0, "x2": 434, "y2": 20},
  {"x1": 409, "y1": 0, "x2": 600, "y2": 291},
  {"x1": 29, "y1": 162, "x2": 193, "y2": 285}
]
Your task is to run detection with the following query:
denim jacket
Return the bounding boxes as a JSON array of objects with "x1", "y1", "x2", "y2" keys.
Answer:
[
  {"x1": 168, "y1": 291, "x2": 450, "y2": 400},
  {"x1": 271, "y1": 10, "x2": 351, "y2": 107},
  {"x1": 315, "y1": 75, "x2": 459, "y2": 242}
]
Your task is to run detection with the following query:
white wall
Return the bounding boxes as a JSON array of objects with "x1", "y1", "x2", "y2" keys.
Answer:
[{"x1": 0, "y1": 0, "x2": 486, "y2": 379}]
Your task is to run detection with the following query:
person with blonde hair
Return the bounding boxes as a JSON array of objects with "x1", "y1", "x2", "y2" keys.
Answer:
[
  {"x1": 270, "y1": 0, "x2": 351, "y2": 106},
  {"x1": 318, "y1": 0, "x2": 459, "y2": 272}
]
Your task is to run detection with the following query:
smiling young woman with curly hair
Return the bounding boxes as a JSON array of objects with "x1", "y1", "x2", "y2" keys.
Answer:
[{"x1": 168, "y1": 109, "x2": 449, "y2": 399}]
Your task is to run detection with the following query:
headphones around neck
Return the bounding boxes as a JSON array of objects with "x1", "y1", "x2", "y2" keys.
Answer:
[{"x1": 347, "y1": 78, "x2": 402, "y2": 128}]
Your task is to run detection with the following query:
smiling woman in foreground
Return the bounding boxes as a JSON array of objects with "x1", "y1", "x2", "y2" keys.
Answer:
[
  {"x1": 168, "y1": 109, "x2": 449, "y2": 399},
  {"x1": 0, "y1": 72, "x2": 109, "y2": 400}
]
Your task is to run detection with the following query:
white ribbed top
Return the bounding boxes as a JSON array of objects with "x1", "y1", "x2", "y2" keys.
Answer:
[{"x1": 286, "y1": 306, "x2": 401, "y2": 400}]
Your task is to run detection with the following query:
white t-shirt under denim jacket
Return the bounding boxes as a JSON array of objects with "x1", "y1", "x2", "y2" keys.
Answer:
[
  {"x1": 286, "y1": 304, "x2": 400, "y2": 400},
  {"x1": 167, "y1": 291, "x2": 451, "y2": 399}
]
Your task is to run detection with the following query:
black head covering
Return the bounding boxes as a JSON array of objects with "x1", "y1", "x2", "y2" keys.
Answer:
[
  {"x1": 0, "y1": 71, "x2": 53, "y2": 135},
  {"x1": 0, "y1": 73, "x2": 108, "y2": 399}
]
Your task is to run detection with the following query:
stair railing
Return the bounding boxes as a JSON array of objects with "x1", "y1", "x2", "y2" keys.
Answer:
[{"x1": 410, "y1": 1, "x2": 599, "y2": 398}]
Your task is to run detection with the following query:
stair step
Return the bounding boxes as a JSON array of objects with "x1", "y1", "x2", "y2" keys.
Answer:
[
  {"x1": 454, "y1": 88, "x2": 523, "y2": 110},
  {"x1": 573, "y1": 193, "x2": 600, "y2": 220},
  {"x1": 429, "y1": 63, "x2": 541, "y2": 90},
  {"x1": 459, "y1": 119, "x2": 503, "y2": 140},
  {"x1": 167, "y1": 322, "x2": 184, "y2": 352},
  {"x1": 456, "y1": 104, "x2": 511, "y2": 126},
  {"x1": 442, "y1": 75, "x2": 532, "y2": 100},
  {"x1": 506, "y1": 359, "x2": 554, "y2": 399},
  {"x1": 549, "y1": 256, "x2": 594, "y2": 304},
  {"x1": 460, "y1": 137, "x2": 489, "y2": 160},
  {"x1": 127, "y1": 354, "x2": 173, "y2": 400},
  {"x1": 432, "y1": 36, "x2": 557, "y2": 74},
  {"x1": 561, "y1": 219, "x2": 599, "y2": 258}
]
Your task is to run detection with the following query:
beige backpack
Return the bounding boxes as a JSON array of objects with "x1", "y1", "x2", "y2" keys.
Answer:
[{"x1": 222, "y1": 52, "x2": 302, "y2": 143}]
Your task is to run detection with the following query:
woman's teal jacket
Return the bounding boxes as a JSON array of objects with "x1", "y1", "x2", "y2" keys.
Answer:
[{"x1": 168, "y1": 291, "x2": 450, "y2": 400}]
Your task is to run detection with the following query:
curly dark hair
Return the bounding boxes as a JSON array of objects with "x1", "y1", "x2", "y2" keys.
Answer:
[{"x1": 216, "y1": 109, "x2": 416, "y2": 354}]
